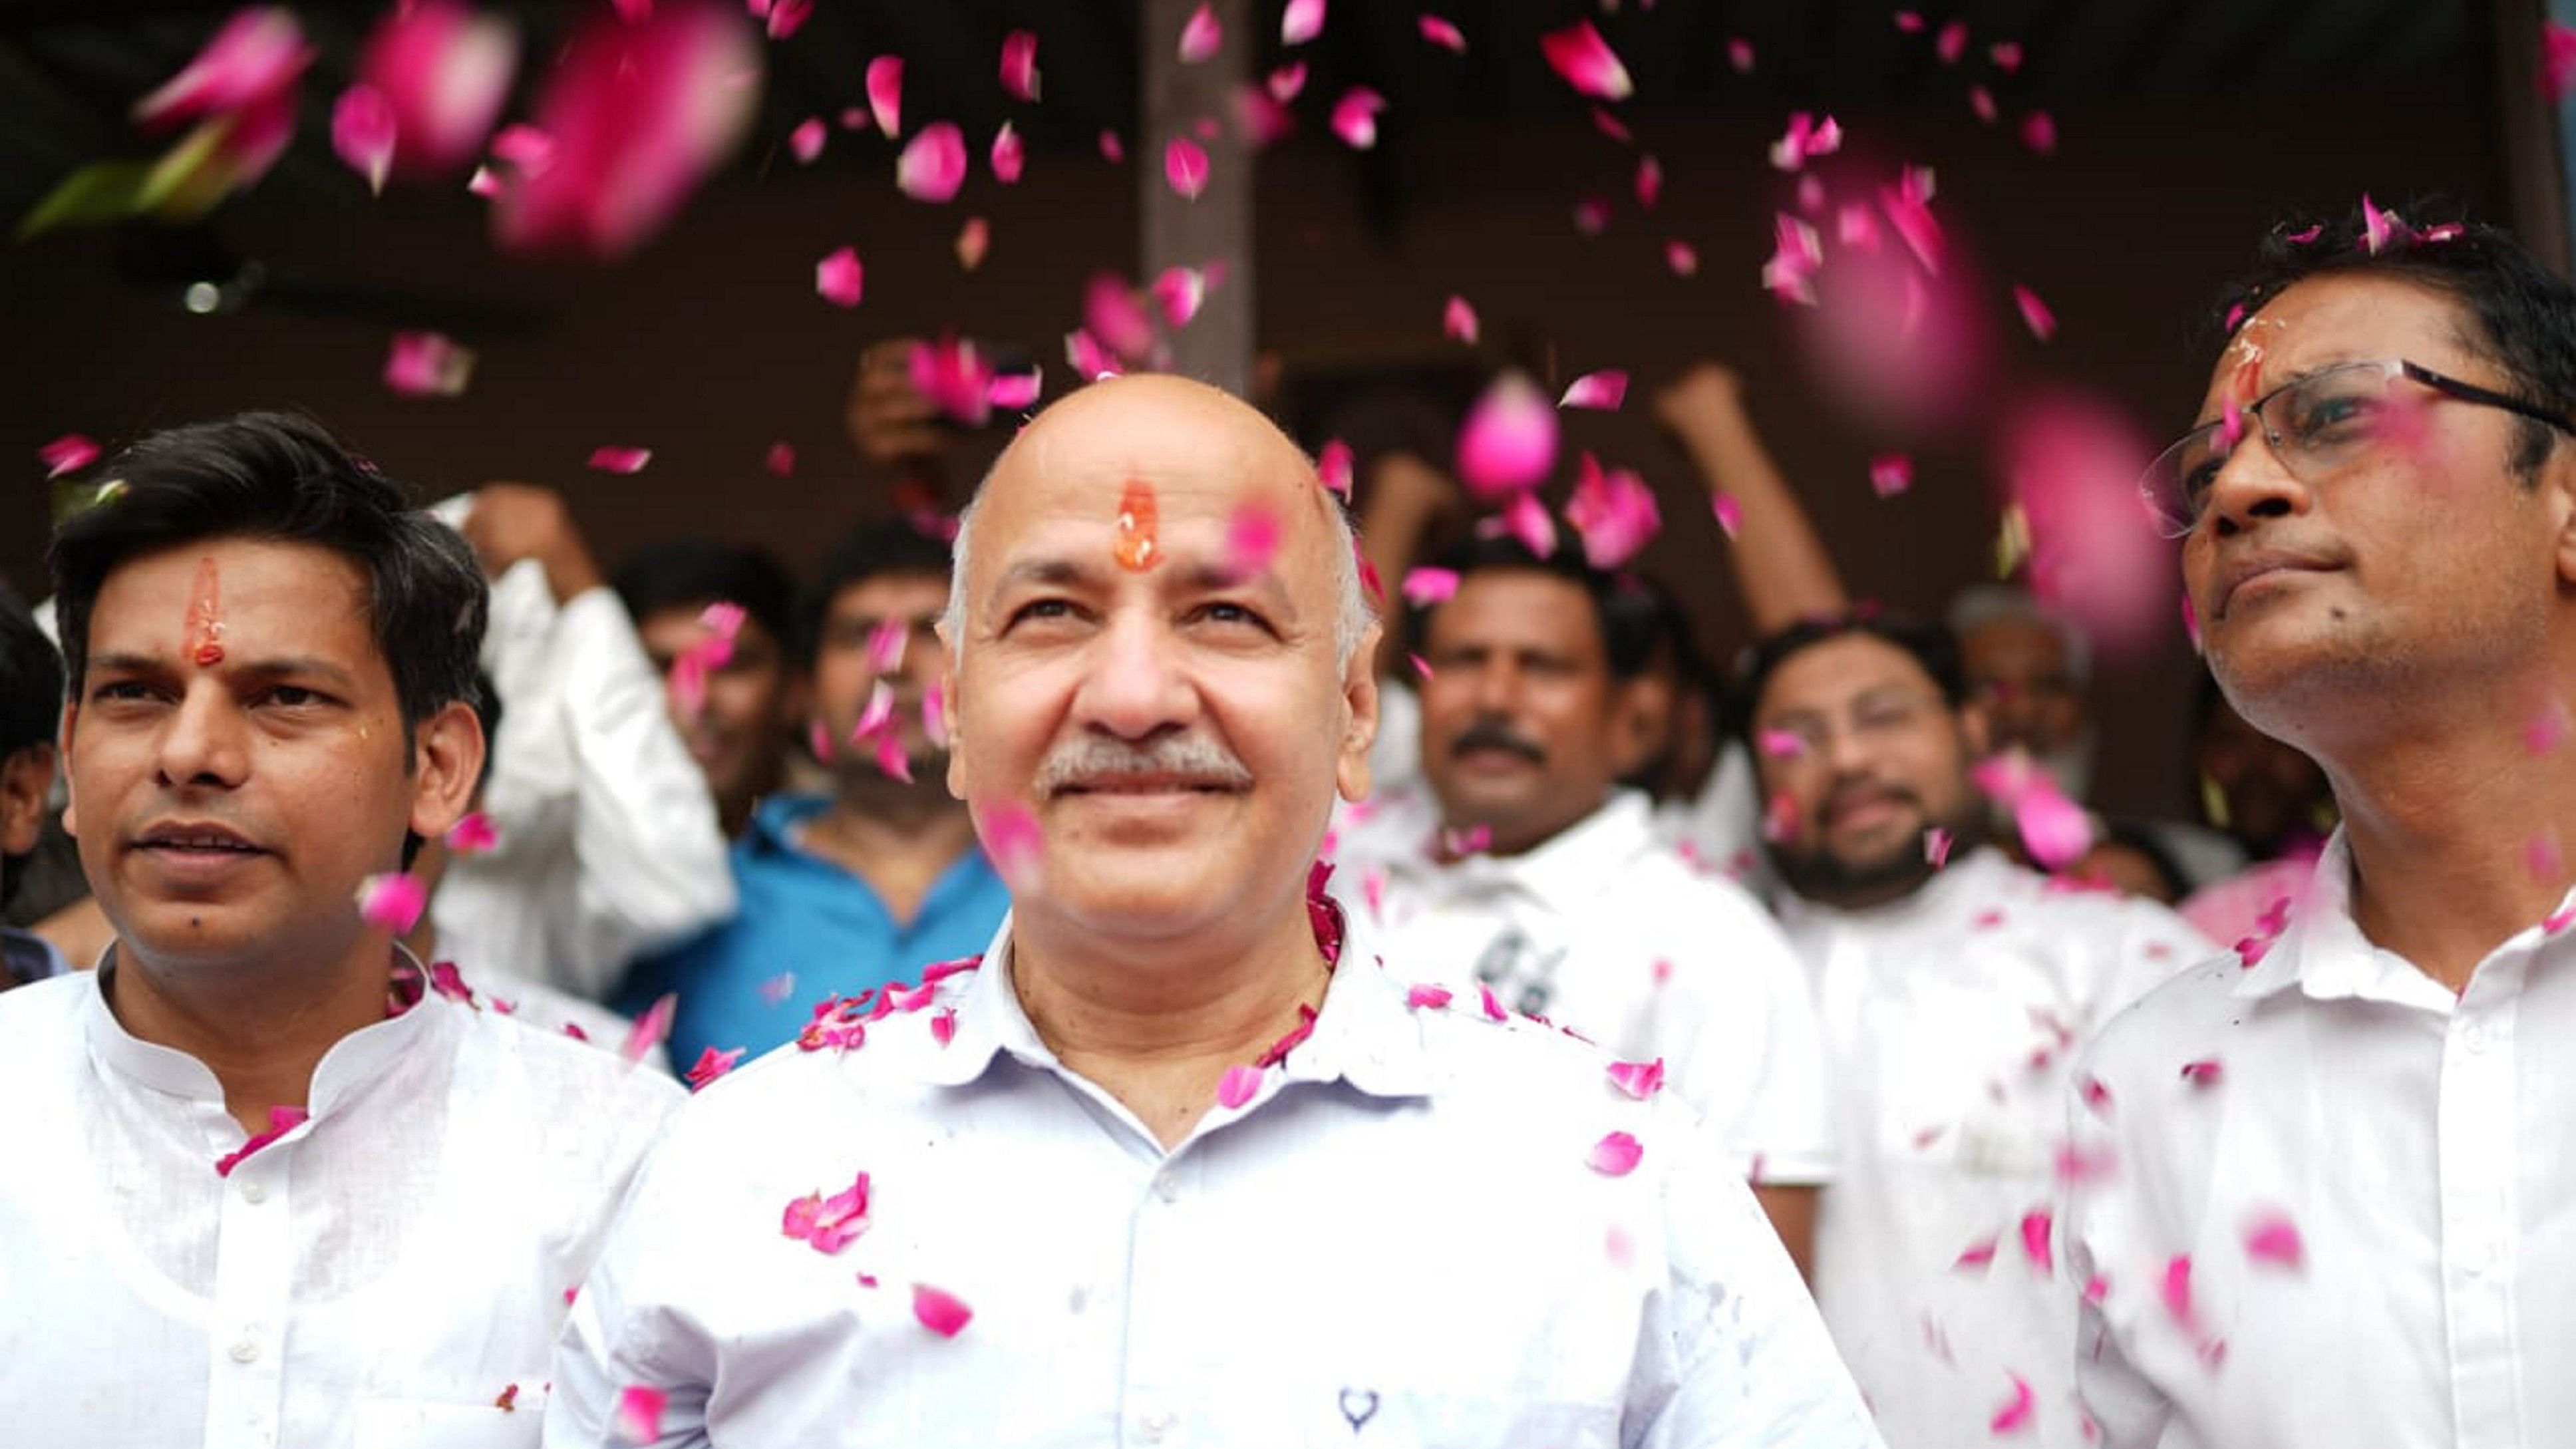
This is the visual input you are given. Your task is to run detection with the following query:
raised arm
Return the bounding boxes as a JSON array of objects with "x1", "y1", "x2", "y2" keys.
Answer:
[{"x1": 1653, "y1": 364, "x2": 1851, "y2": 633}]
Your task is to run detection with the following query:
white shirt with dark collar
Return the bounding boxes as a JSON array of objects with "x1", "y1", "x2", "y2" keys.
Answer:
[
  {"x1": 1774, "y1": 847, "x2": 2208, "y2": 1449},
  {"x1": 544, "y1": 897, "x2": 1886, "y2": 1449},
  {"x1": 1335, "y1": 788, "x2": 1835, "y2": 1187},
  {"x1": 2063, "y1": 830, "x2": 2576, "y2": 1449},
  {"x1": 0, "y1": 953, "x2": 683, "y2": 1448}
]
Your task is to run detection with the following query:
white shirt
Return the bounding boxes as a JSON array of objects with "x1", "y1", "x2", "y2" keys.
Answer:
[
  {"x1": 0, "y1": 958, "x2": 684, "y2": 1449},
  {"x1": 544, "y1": 897, "x2": 1887, "y2": 1449},
  {"x1": 424, "y1": 510, "x2": 736, "y2": 1001},
  {"x1": 2062, "y1": 831, "x2": 2576, "y2": 1449},
  {"x1": 1651, "y1": 742, "x2": 1768, "y2": 888},
  {"x1": 1775, "y1": 848, "x2": 2208, "y2": 1449},
  {"x1": 1335, "y1": 788, "x2": 1836, "y2": 1186}
]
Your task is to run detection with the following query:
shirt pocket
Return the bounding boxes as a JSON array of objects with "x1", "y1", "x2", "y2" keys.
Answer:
[{"x1": 352, "y1": 1398, "x2": 544, "y2": 1449}]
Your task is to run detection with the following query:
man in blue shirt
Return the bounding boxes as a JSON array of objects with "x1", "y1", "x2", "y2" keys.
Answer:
[{"x1": 621, "y1": 520, "x2": 1009, "y2": 1070}]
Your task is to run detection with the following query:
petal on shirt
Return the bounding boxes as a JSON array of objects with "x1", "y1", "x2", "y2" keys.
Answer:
[
  {"x1": 2179, "y1": 1058, "x2": 2223, "y2": 1088},
  {"x1": 213, "y1": 1104, "x2": 309, "y2": 1178},
  {"x1": 1477, "y1": 983, "x2": 1509, "y2": 1021},
  {"x1": 1953, "y1": 1233, "x2": 1999, "y2": 1271},
  {"x1": 2243, "y1": 1209, "x2": 2304, "y2": 1271},
  {"x1": 622, "y1": 993, "x2": 676, "y2": 1065},
  {"x1": 1587, "y1": 1130, "x2": 1643, "y2": 1176},
  {"x1": 1605, "y1": 1057, "x2": 1665, "y2": 1100},
  {"x1": 912, "y1": 1283, "x2": 973, "y2": 1337},
  {"x1": 1217, "y1": 1064, "x2": 1262, "y2": 1108},
  {"x1": 427, "y1": 960, "x2": 477, "y2": 1006},
  {"x1": 685, "y1": 1045, "x2": 742, "y2": 1090},
  {"x1": 1405, "y1": 984, "x2": 1452, "y2": 1009},
  {"x1": 2018, "y1": 1208, "x2": 2054, "y2": 1274},
  {"x1": 1988, "y1": 1372, "x2": 2035, "y2": 1433},
  {"x1": 614, "y1": 1384, "x2": 668, "y2": 1443}
]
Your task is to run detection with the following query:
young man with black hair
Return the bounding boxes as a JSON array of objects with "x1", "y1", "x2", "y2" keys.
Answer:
[
  {"x1": 613, "y1": 540, "x2": 803, "y2": 839},
  {"x1": 1331, "y1": 535, "x2": 1836, "y2": 1273},
  {"x1": 0, "y1": 412, "x2": 681, "y2": 1445},
  {"x1": 617, "y1": 518, "x2": 1009, "y2": 1072},
  {"x1": 1, "y1": 589, "x2": 69, "y2": 990},
  {"x1": 1738, "y1": 610, "x2": 2207, "y2": 1448},
  {"x1": 2066, "y1": 208, "x2": 2576, "y2": 1448}
]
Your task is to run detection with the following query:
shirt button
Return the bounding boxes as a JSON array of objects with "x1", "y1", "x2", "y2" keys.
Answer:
[
  {"x1": 1152, "y1": 1171, "x2": 1180, "y2": 1204},
  {"x1": 2463, "y1": 1025, "x2": 2492, "y2": 1054},
  {"x1": 240, "y1": 1180, "x2": 267, "y2": 1204},
  {"x1": 1139, "y1": 1409, "x2": 1176, "y2": 1442},
  {"x1": 229, "y1": 1337, "x2": 259, "y2": 1364}
]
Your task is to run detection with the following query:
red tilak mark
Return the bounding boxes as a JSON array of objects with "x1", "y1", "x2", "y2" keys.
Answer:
[
  {"x1": 184, "y1": 556, "x2": 226, "y2": 665},
  {"x1": 1112, "y1": 480, "x2": 1160, "y2": 571}
]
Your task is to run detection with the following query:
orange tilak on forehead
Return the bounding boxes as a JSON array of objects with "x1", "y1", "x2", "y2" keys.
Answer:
[
  {"x1": 183, "y1": 556, "x2": 225, "y2": 667},
  {"x1": 1112, "y1": 478, "x2": 1160, "y2": 571}
]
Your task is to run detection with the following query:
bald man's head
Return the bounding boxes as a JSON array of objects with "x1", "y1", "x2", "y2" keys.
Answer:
[{"x1": 944, "y1": 375, "x2": 1371, "y2": 665}]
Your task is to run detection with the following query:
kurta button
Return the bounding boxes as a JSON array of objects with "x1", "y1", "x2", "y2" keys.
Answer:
[
  {"x1": 1153, "y1": 1172, "x2": 1180, "y2": 1204},
  {"x1": 230, "y1": 1338, "x2": 259, "y2": 1364},
  {"x1": 241, "y1": 1180, "x2": 267, "y2": 1204}
]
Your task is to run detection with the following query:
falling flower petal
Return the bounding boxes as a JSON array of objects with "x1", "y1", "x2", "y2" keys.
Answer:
[
  {"x1": 1443, "y1": 294, "x2": 1479, "y2": 344},
  {"x1": 1607, "y1": 1057, "x2": 1665, "y2": 1100},
  {"x1": 863, "y1": 617, "x2": 907, "y2": 676},
  {"x1": 1283, "y1": 0, "x2": 1326, "y2": 44},
  {"x1": 1587, "y1": 1130, "x2": 1644, "y2": 1176},
  {"x1": 1420, "y1": 15, "x2": 1466, "y2": 51},
  {"x1": 2362, "y1": 194, "x2": 2406, "y2": 254},
  {"x1": 979, "y1": 799, "x2": 1043, "y2": 891},
  {"x1": 622, "y1": 993, "x2": 675, "y2": 1064},
  {"x1": 1498, "y1": 491, "x2": 1557, "y2": 558},
  {"x1": 1573, "y1": 197, "x2": 1611, "y2": 236},
  {"x1": 1216, "y1": 1064, "x2": 1262, "y2": 1108},
  {"x1": 1968, "y1": 85, "x2": 1997, "y2": 123},
  {"x1": 1152, "y1": 265, "x2": 1206, "y2": 327},
  {"x1": 39, "y1": 434, "x2": 99, "y2": 478},
  {"x1": 612, "y1": 1384, "x2": 668, "y2": 1443},
  {"x1": 1760, "y1": 213, "x2": 1822, "y2": 304},
  {"x1": 912, "y1": 1283, "x2": 973, "y2": 1337},
  {"x1": 1164, "y1": 137, "x2": 1209, "y2": 198},
  {"x1": 1406, "y1": 983, "x2": 1453, "y2": 1009},
  {"x1": 1634, "y1": 154, "x2": 1663, "y2": 208},
  {"x1": 1869, "y1": 453, "x2": 1913, "y2": 498},
  {"x1": 1267, "y1": 61, "x2": 1308, "y2": 102},
  {"x1": 954, "y1": 216, "x2": 989, "y2": 271},
  {"x1": 2018, "y1": 1208, "x2": 2054, "y2": 1273},
  {"x1": 1558, "y1": 371, "x2": 1628, "y2": 410},
  {"x1": 911, "y1": 335, "x2": 997, "y2": 425},
  {"x1": 1592, "y1": 106, "x2": 1633, "y2": 144},
  {"x1": 1728, "y1": 37, "x2": 1755, "y2": 71},
  {"x1": 2014, "y1": 285, "x2": 2057, "y2": 341},
  {"x1": 1540, "y1": 21, "x2": 1633, "y2": 100},
  {"x1": 2017, "y1": 778, "x2": 2092, "y2": 868},
  {"x1": 134, "y1": 8, "x2": 313, "y2": 131},
  {"x1": 1478, "y1": 983, "x2": 1508, "y2": 1020},
  {"x1": 357, "y1": 872, "x2": 428, "y2": 933},
  {"x1": 986, "y1": 367, "x2": 1042, "y2": 412},
  {"x1": 1456, "y1": 372, "x2": 1559, "y2": 500},
  {"x1": 2546, "y1": 21, "x2": 2576, "y2": 104},
  {"x1": 214, "y1": 1104, "x2": 310, "y2": 1178},
  {"x1": 1097, "y1": 128, "x2": 1125, "y2": 162},
  {"x1": 1221, "y1": 504, "x2": 1282, "y2": 582},
  {"x1": 2160, "y1": 1254, "x2": 2197, "y2": 1328},
  {"x1": 788, "y1": 115, "x2": 826, "y2": 162},
  {"x1": 332, "y1": 84, "x2": 399, "y2": 193},
  {"x1": 384, "y1": 331, "x2": 476, "y2": 398},
  {"x1": 1989, "y1": 1374, "x2": 2036, "y2": 1434},
  {"x1": 446, "y1": 811, "x2": 499, "y2": 854},
  {"x1": 1936, "y1": 19, "x2": 1970, "y2": 62},
  {"x1": 1991, "y1": 39, "x2": 2025, "y2": 71},
  {"x1": 1711, "y1": 494, "x2": 1743, "y2": 539},
  {"x1": 1925, "y1": 826, "x2": 1954, "y2": 866},
  {"x1": 683, "y1": 1045, "x2": 741, "y2": 1089},
  {"x1": 1564, "y1": 453, "x2": 1660, "y2": 568},
  {"x1": 896, "y1": 121, "x2": 967, "y2": 202},
  {"x1": 989, "y1": 121, "x2": 1025, "y2": 182},
  {"x1": 351, "y1": 0, "x2": 520, "y2": 180},
  {"x1": 1331, "y1": 88, "x2": 1385, "y2": 149},
  {"x1": 814, "y1": 245, "x2": 864, "y2": 307},
  {"x1": 1400, "y1": 567, "x2": 1460, "y2": 606},
  {"x1": 999, "y1": 29, "x2": 1040, "y2": 100},
  {"x1": 864, "y1": 55, "x2": 903, "y2": 136},
  {"x1": 2021, "y1": 110, "x2": 2058, "y2": 155},
  {"x1": 2243, "y1": 1208, "x2": 2304, "y2": 1270},
  {"x1": 1178, "y1": 2, "x2": 1221, "y2": 61},
  {"x1": 588, "y1": 446, "x2": 652, "y2": 474}
]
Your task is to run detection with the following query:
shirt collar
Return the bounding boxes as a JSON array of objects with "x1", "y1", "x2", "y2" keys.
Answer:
[
  {"x1": 911, "y1": 878, "x2": 1437, "y2": 1102},
  {"x1": 1393, "y1": 789, "x2": 1656, "y2": 903},
  {"x1": 82, "y1": 942, "x2": 454, "y2": 1114},
  {"x1": 2233, "y1": 828, "x2": 2576, "y2": 1005}
]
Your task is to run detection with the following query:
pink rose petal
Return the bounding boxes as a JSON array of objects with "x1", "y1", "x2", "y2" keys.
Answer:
[
  {"x1": 1420, "y1": 15, "x2": 1466, "y2": 52},
  {"x1": 1152, "y1": 265, "x2": 1206, "y2": 327},
  {"x1": 612, "y1": 1385, "x2": 667, "y2": 1443},
  {"x1": 1540, "y1": 21, "x2": 1633, "y2": 100},
  {"x1": 1969, "y1": 84, "x2": 1997, "y2": 123},
  {"x1": 1564, "y1": 452, "x2": 1660, "y2": 569},
  {"x1": 1592, "y1": 106, "x2": 1633, "y2": 144},
  {"x1": 2014, "y1": 284, "x2": 2057, "y2": 341},
  {"x1": 1406, "y1": 983, "x2": 1452, "y2": 1009},
  {"x1": 865, "y1": 55, "x2": 902, "y2": 136},
  {"x1": 214, "y1": 1104, "x2": 310, "y2": 1178},
  {"x1": 1222, "y1": 504, "x2": 1281, "y2": 581},
  {"x1": 990, "y1": 121, "x2": 1025, "y2": 182},
  {"x1": 2362, "y1": 193, "x2": 2400, "y2": 254},
  {"x1": 999, "y1": 29, "x2": 1040, "y2": 100},
  {"x1": 1955, "y1": 1234, "x2": 2000, "y2": 1270},
  {"x1": 588, "y1": 446, "x2": 652, "y2": 474},
  {"x1": 1317, "y1": 438, "x2": 1355, "y2": 498},
  {"x1": 1216, "y1": 1064, "x2": 1261, "y2": 1108},
  {"x1": 1400, "y1": 567, "x2": 1460, "y2": 606},
  {"x1": 954, "y1": 216, "x2": 990, "y2": 271},
  {"x1": 978, "y1": 798, "x2": 1043, "y2": 892},
  {"x1": 1870, "y1": 452, "x2": 1913, "y2": 498},
  {"x1": 622, "y1": 993, "x2": 676, "y2": 1064},
  {"x1": 1164, "y1": 137, "x2": 1209, "y2": 198},
  {"x1": 1991, "y1": 40, "x2": 2024, "y2": 71},
  {"x1": 1178, "y1": 2, "x2": 1221, "y2": 61},
  {"x1": 2021, "y1": 110, "x2": 2058, "y2": 155},
  {"x1": 1557, "y1": 371, "x2": 1628, "y2": 410},
  {"x1": 1925, "y1": 826, "x2": 1954, "y2": 866},
  {"x1": 1331, "y1": 87, "x2": 1384, "y2": 150},
  {"x1": 1573, "y1": 196, "x2": 1611, "y2": 236},
  {"x1": 1443, "y1": 294, "x2": 1479, "y2": 344},
  {"x1": 684, "y1": 1045, "x2": 742, "y2": 1089},
  {"x1": 1989, "y1": 1374, "x2": 2035, "y2": 1434},
  {"x1": 1282, "y1": 0, "x2": 1326, "y2": 45},
  {"x1": 384, "y1": 331, "x2": 476, "y2": 398},
  {"x1": 351, "y1": 0, "x2": 517, "y2": 168},
  {"x1": 896, "y1": 120, "x2": 967, "y2": 202},
  {"x1": 1455, "y1": 372, "x2": 1559, "y2": 500},
  {"x1": 2160, "y1": 1253, "x2": 2197, "y2": 1329},
  {"x1": 1267, "y1": 62, "x2": 1308, "y2": 102},
  {"x1": 134, "y1": 8, "x2": 313, "y2": 131},
  {"x1": 39, "y1": 433, "x2": 99, "y2": 478},
  {"x1": 912, "y1": 335, "x2": 997, "y2": 424},
  {"x1": 1711, "y1": 494, "x2": 1743, "y2": 539},
  {"x1": 1895, "y1": 11, "x2": 1925, "y2": 32},
  {"x1": 2018, "y1": 1208, "x2": 2054, "y2": 1273},
  {"x1": 763, "y1": 0, "x2": 812, "y2": 40},
  {"x1": 814, "y1": 245, "x2": 864, "y2": 307},
  {"x1": 1635, "y1": 154, "x2": 1663, "y2": 208},
  {"x1": 2243, "y1": 1208, "x2": 2304, "y2": 1270},
  {"x1": 2546, "y1": 21, "x2": 2576, "y2": 104},
  {"x1": 1606, "y1": 1057, "x2": 1665, "y2": 1100},
  {"x1": 1936, "y1": 19, "x2": 1970, "y2": 63},
  {"x1": 1478, "y1": 982, "x2": 1508, "y2": 1021},
  {"x1": 357, "y1": 872, "x2": 428, "y2": 933},
  {"x1": 1587, "y1": 1130, "x2": 1644, "y2": 1176},
  {"x1": 788, "y1": 116, "x2": 826, "y2": 162},
  {"x1": 1098, "y1": 128, "x2": 1124, "y2": 162},
  {"x1": 331, "y1": 83, "x2": 399, "y2": 194},
  {"x1": 445, "y1": 811, "x2": 499, "y2": 854},
  {"x1": 912, "y1": 1283, "x2": 973, "y2": 1337},
  {"x1": 1498, "y1": 491, "x2": 1557, "y2": 558}
]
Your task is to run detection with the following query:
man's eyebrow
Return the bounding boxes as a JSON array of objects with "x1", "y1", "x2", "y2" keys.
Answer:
[
  {"x1": 991, "y1": 556, "x2": 1101, "y2": 593},
  {"x1": 82, "y1": 651, "x2": 359, "y2": 688}
]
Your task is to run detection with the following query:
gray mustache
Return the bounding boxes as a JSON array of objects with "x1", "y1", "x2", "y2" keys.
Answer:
[{"x1": 1035, "y1": 734, "x2": 1255, "y2": 794}]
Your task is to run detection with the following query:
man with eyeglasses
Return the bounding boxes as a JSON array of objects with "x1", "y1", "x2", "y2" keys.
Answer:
[
  {"x1": 1736, "y1": 611, "x2": 2208, "y2": 1448},
  {"x1": 2064, "y1": 210, "x2": 2576, "y2": 1448}
]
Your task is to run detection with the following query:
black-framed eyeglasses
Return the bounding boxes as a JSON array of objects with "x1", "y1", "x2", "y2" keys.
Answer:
[{"x1": 2138, "y1": 358, "x2": 2576, "y2": 538}]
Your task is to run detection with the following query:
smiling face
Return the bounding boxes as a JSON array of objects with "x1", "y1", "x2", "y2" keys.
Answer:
[
  {"x1": 61, "y1": 538, "x2": 479, "y2": 974},
  {"x1": 637, "y1": 604, "x2": 794, "y2": 820},
  {"x1": 2183, "y1": 273, "x2": 2575, "y2": 746},
  {"x1": 809, "y1": 572, "x2": 952, "y2": 787},
  {"x1": 943, "y1": 377, "x2": 1378, "y2": 953}
]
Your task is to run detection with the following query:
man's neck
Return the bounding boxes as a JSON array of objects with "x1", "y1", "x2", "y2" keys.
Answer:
[
  {"x1": 104, "y1": 933, "x2": 398, "y2": 1136},
  {"x1": 2330, "y1": 668, "x2": 2576, "y2": 993},
  {"x1": 1010, "y1": 886, "x2": 1331, "y2": 1151},
  {"x1": 800, "y1": 784, "x2": 981, "y2": 925}
]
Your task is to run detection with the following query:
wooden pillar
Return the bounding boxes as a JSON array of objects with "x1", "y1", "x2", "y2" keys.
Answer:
[
  {"x1": 1139, "y1": 0, "x2": 1255, "y2": 397},
  {"x1": 2496, "y1": 0, "x2": 2572, "y2": 275}
]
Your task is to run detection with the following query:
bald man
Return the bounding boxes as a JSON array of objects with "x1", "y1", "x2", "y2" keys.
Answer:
[{"x1": 544, "y1": 377, "x2": 1883, "y2": 1448}]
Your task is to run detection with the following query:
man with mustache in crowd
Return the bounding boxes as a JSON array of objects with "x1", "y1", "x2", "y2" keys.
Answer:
[
  {"x1": 617, "y1": 520, "x2": 1011, "y2": 1074},
  {"x1": 0, "y1": 412, "x2": 680, "y2": 1444},
  {"x1": 2063, "y1": 209, "x2": 2576, "y2": 1448},
  {"x1": 1331, "y1": 535, "x2": 1836, "y2": 1273},
  {"x1": 545, "y1": 374, "x2": 1884, "y2": 1448},
  {"x1": 1738, "y1": 611, "x2": 2208, "y2": 1448}
]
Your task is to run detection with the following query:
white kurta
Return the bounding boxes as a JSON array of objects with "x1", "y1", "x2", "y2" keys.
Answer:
[
  {"x1": 1337, "y1": 788, "x2": 1836, "y2": 1185},
  {"x1": 2064, "y1": 831, "x2": 2576, "y2": 1449},
  {"x1": 544, "y1": 900, "x2": 1886, "y2": 1449},
  {"x1": 1776, "y1": 848, "x2": 2208, "y2": 1448},
  {"x1": 0, "y1": 962, "x2": 684, "y2": 1449}
]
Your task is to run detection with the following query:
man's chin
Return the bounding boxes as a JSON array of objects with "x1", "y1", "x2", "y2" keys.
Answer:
[{"x1": 1767, "y1": 838, "x2": 1937, "y2": 907}]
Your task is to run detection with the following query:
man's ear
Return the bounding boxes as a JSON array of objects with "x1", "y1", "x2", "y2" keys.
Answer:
[
  {"x1": 1, "y1": 742, "x2": 57, "y2": 857},
  {"x1": 939, "y1": 672, "x2": 970, "y2": 801},
  {"x1": 1334, "y1": 623, "x2": 1384, "y2": 804},
  {"x1": 406, "y1": 700, "x2": 485, "y2": 847},
  {"x1": 55, "y1": 702, "x2": 79, "y2": 838},
  {"x1": 2549, "y1": 442, "x2": 2576, "y2": 591},
  {"x1": 1607, "y1": 677, "x2": 1665, "y2": 778},
  {"x1": 1957, "y1": 699, "x2": 1992, "y2": 760}
]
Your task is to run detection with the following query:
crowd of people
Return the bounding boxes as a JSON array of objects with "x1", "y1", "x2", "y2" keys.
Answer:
[{"x1": 1, "y1": 202, "x2": 2569, "y2": 1449}]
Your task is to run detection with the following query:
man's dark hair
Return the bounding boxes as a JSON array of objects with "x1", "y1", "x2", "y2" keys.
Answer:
[
  {"x1": 2211, "y1": 205, "x2": 2576, "y2": 482},
  {"x1": 796, "y1": 518, "x2": 955, "y2": 670},
  {"x1": 0, "y1": 589, "x2": 61, "y2": 768},
  {"x1": 611, "y1": 540, "x2": 797, "y2": 649},
  {"x1": 48, "y1": 411, "x2": 487, "y2": 744},
  {"x1": 1728, "y1": 608, "x2": 1969, "y2": 747},
  {"x1": 1403, "y1": 533, "x2": 1662, "y2": 681}
]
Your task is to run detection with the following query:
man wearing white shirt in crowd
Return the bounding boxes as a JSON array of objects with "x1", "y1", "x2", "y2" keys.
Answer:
[
  {"x1": 1333, "y1": 535, "x2": 1836, "y2": 1273},
  {"x1": 430, "y1": 484, "x2": 736, "y2": 1001},
  {"x1": 1740, "y1": 611, "x2": 2207, "y2": 1448},
  {"x1": 546, "y1": 374, "x2": 1882, "y2": 1448},
  {"x1": 0, "y1": 412, "x2": 683, "y2": 1446},
  {"x1": 2063, "y1": 210, "x2": 2576, "y2": 1448}
]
